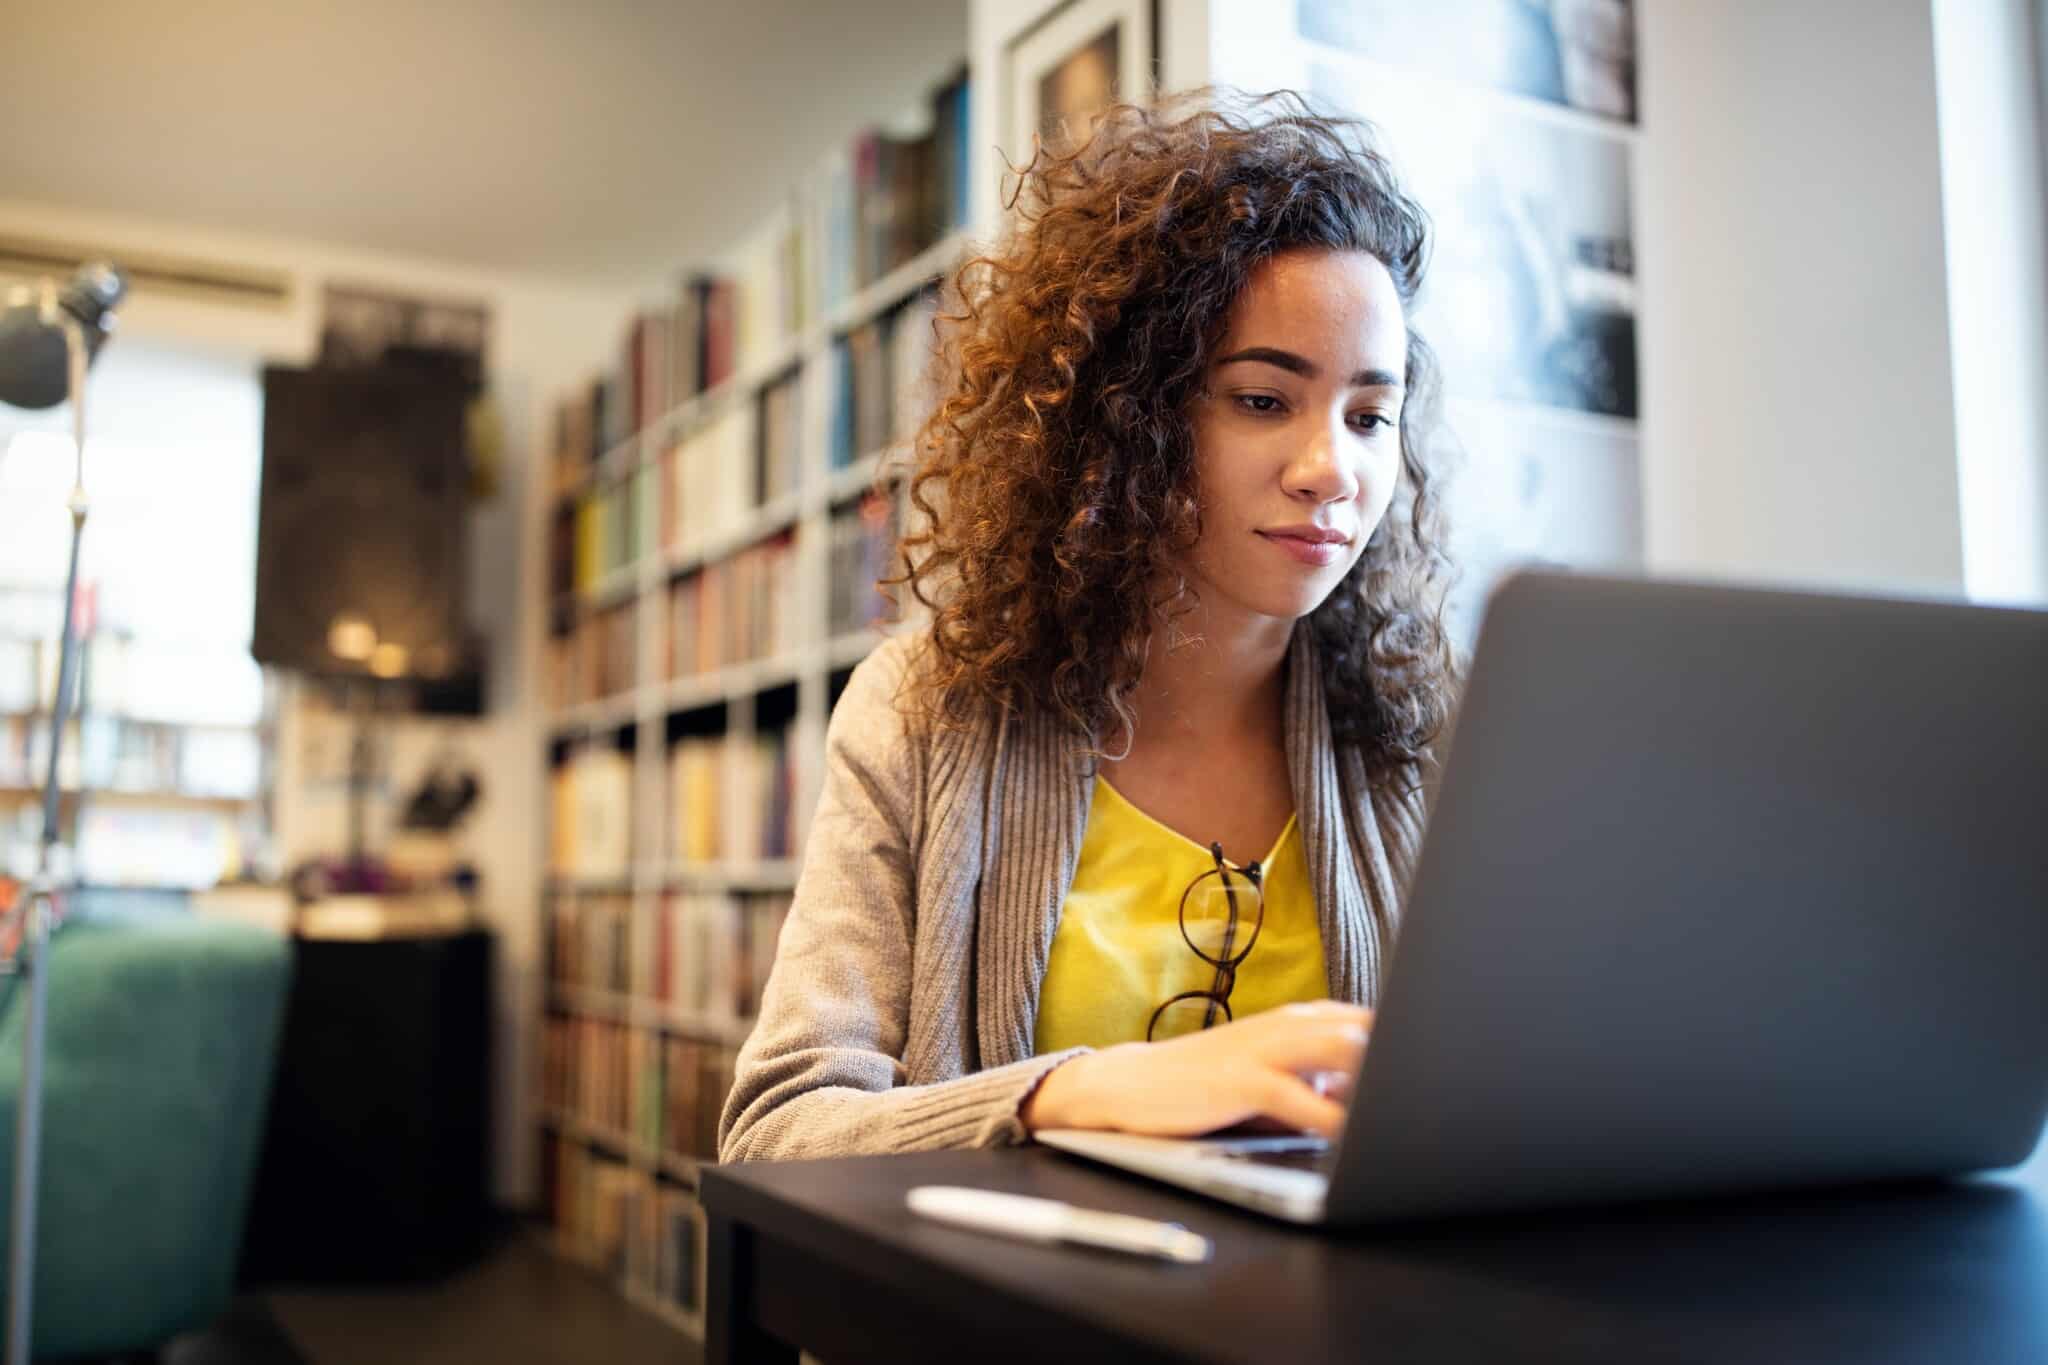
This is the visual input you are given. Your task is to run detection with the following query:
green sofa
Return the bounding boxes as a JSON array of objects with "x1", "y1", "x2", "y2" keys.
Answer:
[{"x1": 0, "y1": 914, "x2": 291, "y2": 1358}]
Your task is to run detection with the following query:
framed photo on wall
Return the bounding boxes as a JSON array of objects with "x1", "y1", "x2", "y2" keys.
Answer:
[
  {"x1": 1298, "y1": 0, "x2": 1637, "y2": 124},
  {"x1": 1003, "y1": 0, "x2": 1155, "y2": 169},
  {"x1": 1310, "y1": 60, "x2": 1638, "y2": 420}
]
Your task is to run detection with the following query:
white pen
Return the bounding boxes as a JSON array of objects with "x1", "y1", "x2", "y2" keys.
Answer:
[{"x1": 905, "y1": 1185, "x2": 1212, "y2": 1264}]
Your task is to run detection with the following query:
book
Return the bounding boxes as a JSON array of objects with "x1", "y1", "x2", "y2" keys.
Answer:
[
  {"x1": 933, "y1": 65, "x2": 973, "y2": 233},
  {"x1": 704, "y1": 280, "x2": 736, "y2": 391},
  {"x1": 757, "y1": 373, "x2": 803, "y2": 505},
  {"x1": 654, "y1": 1188, "x2": 704, "y2": 1314},
  {"x1": 551, "y1": 741, "x2": 635, "y2": 879},
  {"x1": 828, "y1": 492, "x2": 902, "y2": 637},
  {"x1": 668, "y1": 738, "x2": 723, "y2": 865},
  {"x1": 671, "y1": 277, "x2": 712, "y2": 404},
  {"x1": 547, "y1": 891, "x2": 632, "y2": 992},
  {"x1": 846, "y1": 320, "x2": 891, "y2": 460},
  {"x1": 888, "y1": 286, "x2": 943, "y2": 448}
]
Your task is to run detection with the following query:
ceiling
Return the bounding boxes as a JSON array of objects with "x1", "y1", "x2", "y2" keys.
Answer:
[{"x1": 0, "y1": 0, "x2": 968, "y2": 287}]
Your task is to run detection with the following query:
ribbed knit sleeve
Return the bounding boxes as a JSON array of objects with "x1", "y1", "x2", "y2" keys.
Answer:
[{"x1": 716, "y1": 639, "x2": 1087, "y2": 1161}]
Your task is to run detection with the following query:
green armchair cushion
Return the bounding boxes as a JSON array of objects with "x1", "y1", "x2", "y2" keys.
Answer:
[{"x1": 0, "y1": 915, "x2": 291, "y2": 1357}]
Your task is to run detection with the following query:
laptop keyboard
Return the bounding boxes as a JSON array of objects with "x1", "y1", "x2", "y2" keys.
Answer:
[{"x1": 1200, "y1": 1136, "x2": 1331, "y2": 1170}]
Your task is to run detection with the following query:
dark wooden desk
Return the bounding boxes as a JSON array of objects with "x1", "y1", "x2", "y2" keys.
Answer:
[{"x1": 700, "y1": 1143, "x2": 2048, "y2": 1364}]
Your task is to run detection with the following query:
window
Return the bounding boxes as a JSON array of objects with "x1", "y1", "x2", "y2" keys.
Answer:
[{"x1": 0, "y1": 337, "x2": 269, "y2": 885}]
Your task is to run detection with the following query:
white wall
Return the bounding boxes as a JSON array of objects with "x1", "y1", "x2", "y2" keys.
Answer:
[
  {"x1": 1635, "y1": 0, "x2": 1969, "y2": 597},
  {"x1": 0, "y1": 196, "x2": 631, "y2": 1204},
  {"x1": 1932, "y1": 0, "x2": 2048, "y2": 606},
  {"x1": 982, "y1": 0, "x2": 2048, "y2": 605}
]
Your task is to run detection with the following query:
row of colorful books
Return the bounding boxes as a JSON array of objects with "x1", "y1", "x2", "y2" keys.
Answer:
[
  {"x1": 544, "y1": 889, "x2": 793, "y2": 1022},
  {"x1": 550, "y1": 726, "x2": 803, "y2": 878},
  {"x1": 667, "y1": 732, "x2": 799, "y2": 865},
  {"x1": 553, "y1": 465, "x2": 657, "y2": 595},
  {"x1": 549, "y1": 298, "x2": 937, "y2": 615},
  {"x1": 546, "y1": 891, "x2": 631, "y2": 995},
  {"x1": 757, "y1": 371, "x2": 804, "y2": 505},
  {"x1": 829, "y1": 285, "x2": 944, "y2": 471},
  {"x1": 542, "y1": 1017, "x2": 742, "y2": 1166},
  {"x1": 541, "y1": 1135, "x2": 704, "y2": 1316},
  {"x1": 828, "y1": 493, "x2": 903, "y2": 638},
  {"x1": 647, "y1": 1035, "x2": 740, "y2": 1163},
  {"x1": 544, "y1": 66, "x2": 971, "y2": 494},
  {"x1": 641, "y1": 892, "x2": 792, "y2": 1021},
  {"x1": 549, "y1": 742, "x2": 635, "y2": 880},
  {"x1": 820, "y1": 68, "x2": 973, "y2": 310},
  {"x1": 658, "y1": 404, "x2": 757, "y2": 554},
  {"x1": 543, "y1": 1014, "x2": 635, "y2": 1136},
  {"x1": 668, "y1": 532, "x2": 802, "y2": 679},
  {"x1": 544, "y1": 602, "x2": 635, "y2": 712},
  {"x1": 556, "y1": 379, "x2": 801, "y2": 598}
]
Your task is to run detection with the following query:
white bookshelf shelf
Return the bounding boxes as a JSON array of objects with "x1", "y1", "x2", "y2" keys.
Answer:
[
  {"x1": 826, "y1": 628, "x2": 885, "y2": 673},
  {"x1": 534, "y1": 1094, "x2": 710, "y2": 1336},
  {"x1": 544, "y1": 873, "x2": 633, "y2": 894},
  {"x1": 641, "y1": 330, "x2": 807, "y2": 452},
  {"x1": 618, "y1": 230, "x2": 965, "y2": 475},
  {"x1": 823, "y1": 448, "x2": 896, "y2": 506},
  {"x1": 582, "y1": 565, "x2": 640, "y2": 612},
  {"x1": 550, "y1": 232, "x2": 962, "y2": 519},
  {"x1": 660, "y1": 487, "x2": 806, "y2": 581},
  {"x1": 550, "y1": 693, "x2": 635, "y2": 736},
  {"x1": 540, "y1": 1107, "x2": 654, "y2": 1165},
  {"x1": 655, "y1": 1150, "x2": 701, "y2": 1186},
  {"x1": 549, "y1": 986, "x2": 632, "y2": 1020},
  {"x1": 828, "y1": 232, "x2": 969, "y2": 337},
  {"x1": 548, "y1": 987, "x2": 759, "y2": 1048},
  {"x1": 656, "y1": 653, "x2": 789, "y2": 716},
  {"x1": 651, "y1": 858, "x2": 800, "y2": 891},
  {"x1": 645, "y1": 1004, "x2": 755, "y2": 1049},
  {"x1": 535, "y1": 77, "x2": 973, "y2": 1342}
]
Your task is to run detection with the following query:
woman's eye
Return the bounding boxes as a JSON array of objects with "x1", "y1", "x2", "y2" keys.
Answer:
[
  {"x1": 1349, "y1": 411, "x2": 1396, "y2": 434},
  {"x1": 1234, "y1": 393, "x2": 1284, "y2": 415}
]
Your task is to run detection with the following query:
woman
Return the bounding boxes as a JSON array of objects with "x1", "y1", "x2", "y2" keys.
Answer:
[{"x1": 719, "y1": 91, "x2": 1458, "y2": 1161}]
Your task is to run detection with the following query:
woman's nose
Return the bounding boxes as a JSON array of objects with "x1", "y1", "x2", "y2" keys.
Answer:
[{"x1": 1284, "y1": 415, "x2": 1359, "y2": 503}]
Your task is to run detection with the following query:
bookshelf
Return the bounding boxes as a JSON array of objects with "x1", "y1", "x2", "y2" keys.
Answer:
[
  {"x1": 535, "y1": 67, "x2": 970, "y2": 1335},
  {"x1": 0, "y1": 633, "x2": 273, "y2": 888}
]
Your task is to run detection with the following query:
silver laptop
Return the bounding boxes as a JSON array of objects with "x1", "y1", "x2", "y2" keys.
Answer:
[{"x1": 1038, "y1": 570, "x2": 2048, "y2": 1224}]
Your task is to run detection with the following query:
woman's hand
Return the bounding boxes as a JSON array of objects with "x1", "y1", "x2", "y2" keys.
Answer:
[{"x1": 1021, "y1": 1001, "x2": 1371, "y2": 1140}]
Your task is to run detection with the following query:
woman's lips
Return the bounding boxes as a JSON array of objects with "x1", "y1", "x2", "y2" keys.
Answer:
[{"x1": 1258, "y1": 531, "x2": 1348, "y2": 567}]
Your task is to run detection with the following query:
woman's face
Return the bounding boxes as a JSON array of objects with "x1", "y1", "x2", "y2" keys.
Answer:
[{"x1": 1182, "y1": 247, "x2": 1408, "y2": 628}]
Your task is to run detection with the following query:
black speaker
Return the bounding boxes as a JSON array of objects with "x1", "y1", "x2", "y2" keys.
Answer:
[{"x1": 254, "y1": 365, "x2": 469, "y2": 679}]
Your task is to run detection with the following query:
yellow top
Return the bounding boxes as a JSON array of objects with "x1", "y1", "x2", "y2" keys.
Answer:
[{"x1": 1032, "y1": 775, "x2": 1329, "y2": 1054}]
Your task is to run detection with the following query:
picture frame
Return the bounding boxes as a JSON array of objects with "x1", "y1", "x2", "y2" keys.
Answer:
[
  {"x1": 1299, "y1": 0, "x2": 1638, "y2": 124},
  {"x1": 1003, "y1": 0, "x2": 1156, "y2": 171}
]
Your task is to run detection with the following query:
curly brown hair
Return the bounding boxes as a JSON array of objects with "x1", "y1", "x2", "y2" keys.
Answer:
[{"x1": 890, "y1": 89, "x2": 1459, "y2": 790}]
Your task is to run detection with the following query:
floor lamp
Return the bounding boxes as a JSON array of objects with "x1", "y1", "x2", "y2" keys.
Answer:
[{"x1": 0, "y1": 263, "x2": 125, "y2": 1365}]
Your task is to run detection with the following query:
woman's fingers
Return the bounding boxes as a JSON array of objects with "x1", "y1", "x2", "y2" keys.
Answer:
[
  {"x1": 1255, "y1": 1071, "x2": 1349, "y2": 1139},
  {"x1": 1307, "y1": 1068, "x2": 1356, "y2": 1103},
  {"x1": 1253, "y1": 1015, "x2": 1371, "y2": 1076}
]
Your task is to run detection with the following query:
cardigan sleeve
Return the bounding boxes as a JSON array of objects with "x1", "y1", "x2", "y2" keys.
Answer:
[{"x1": 717, "y1": 638, "x2": 1085, "y2": 1161}]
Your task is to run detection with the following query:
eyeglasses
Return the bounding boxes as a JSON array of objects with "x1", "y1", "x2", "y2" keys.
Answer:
[{"x1": 1146, "y1": 841, "x2": 1266, "y2": 1042}]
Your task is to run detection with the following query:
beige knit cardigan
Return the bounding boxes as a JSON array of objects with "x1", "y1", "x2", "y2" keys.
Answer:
[{"x1": 716, "y1": 624, "x2": 1429, "y2": 1161}]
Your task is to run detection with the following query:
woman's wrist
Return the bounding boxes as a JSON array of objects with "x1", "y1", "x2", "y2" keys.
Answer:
[
  {"x1": 1021, "y1": 1046, "x2": 1129, "y2": 1132},
  {"x1": 1021, "y1": 1054, "x2": 1084, "y2": 1132}
]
